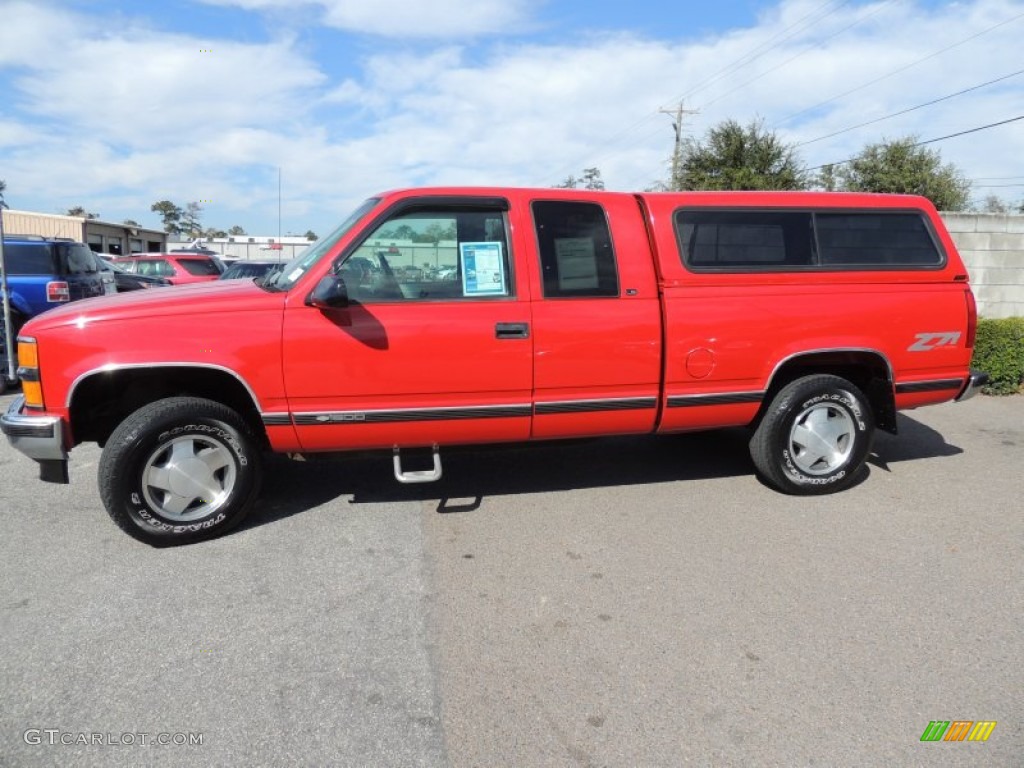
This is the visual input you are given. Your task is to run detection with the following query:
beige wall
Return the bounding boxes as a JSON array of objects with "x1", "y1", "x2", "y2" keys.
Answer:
[
  {"x1": 941, "y1": 213, "x2": 1024, "y2": 319},
  {"x1": 1, "y1": 210, "x2": 166, "y2": 255},
  {"x1": 1, "y1": 210, "x2": 84, "y2": 240}
]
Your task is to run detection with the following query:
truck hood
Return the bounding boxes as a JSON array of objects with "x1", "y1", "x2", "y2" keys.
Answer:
[{"x1": 22, "y1": 278, "x2": 287, "y2": 333}]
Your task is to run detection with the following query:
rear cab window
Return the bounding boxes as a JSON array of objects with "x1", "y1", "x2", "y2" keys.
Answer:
[
  {"x1": 674, "y1": 209, "x2": 944, "y2": 271},
  {"x1": 2, "y1": 243, "x2": 56, "y2": 275},
  {"x1": 531, "y1": 201, "x2": 619, "y2": 297}
]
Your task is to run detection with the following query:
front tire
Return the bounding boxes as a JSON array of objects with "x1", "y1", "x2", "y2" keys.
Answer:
[
  {"x1": 750, "y1": 375, "x2": 874, "y2": 494},
  {"x1": 99, "y1": 397, "x2": 262, "y2": 546}
]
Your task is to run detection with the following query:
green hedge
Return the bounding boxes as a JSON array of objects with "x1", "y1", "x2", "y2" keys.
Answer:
[{"x1": 972, "y1": 317, "x2": 1024, "y2": 395}]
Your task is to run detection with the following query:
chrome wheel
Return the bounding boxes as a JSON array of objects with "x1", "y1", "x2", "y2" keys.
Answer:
[
  {"x1": 141, "y1": 435, "x2": 238, "y2": 521},
  {"x1": 788, "y1": 402, "x2": 855, "y2": 476}
]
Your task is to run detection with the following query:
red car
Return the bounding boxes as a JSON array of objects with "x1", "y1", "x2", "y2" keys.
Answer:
[{"x1": 112, "y1": 253, "x2": 221, "y2": 285}]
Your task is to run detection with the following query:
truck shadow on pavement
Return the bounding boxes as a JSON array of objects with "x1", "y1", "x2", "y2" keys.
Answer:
[
  {"x1": 868, "y1": 412, "x2": 963, "y2": 471},
  {"x1": 242, "y1": 411, "x2": 964, "y2": 533},
  {"x1": 245, "y1": 429, "x2": 754, "y2": 531}
]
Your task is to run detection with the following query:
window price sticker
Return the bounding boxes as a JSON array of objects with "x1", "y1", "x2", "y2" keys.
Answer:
[{"x1": 460, "y1": 242, "x2": 506, "y2": 296}]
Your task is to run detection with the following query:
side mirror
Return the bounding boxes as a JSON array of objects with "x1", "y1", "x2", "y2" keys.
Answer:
[{"x1": 306, "y1": 275, "x2": 349, "y2": 309}]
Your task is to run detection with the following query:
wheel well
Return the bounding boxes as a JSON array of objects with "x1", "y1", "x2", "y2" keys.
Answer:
[
  {"x1": 69, "y1": 367, "x2": 268, "y2": 447},
  {"x1": 762, "y1": 351, "x2": 897, "y2": 434}
]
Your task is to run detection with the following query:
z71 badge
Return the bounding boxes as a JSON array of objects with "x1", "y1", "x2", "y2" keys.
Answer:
[{"x1": 908, "y1": 331, "x2": 961, "y2": 352}]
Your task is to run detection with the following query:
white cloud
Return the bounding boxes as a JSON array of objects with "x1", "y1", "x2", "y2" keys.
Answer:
[
  {"x1": 0, "y1": 1, "x2": 79, "y2": 66},
  {"x1": 7, "y1": 18, "x2": 323, "y2": 148},
  {"x1": 1, "y1": 0, "x2": 1022, "y2": 233},
  {"x1": 0, "y1": 120, "x2": 38, "y2": 149},
  {"x1": 201, "y1": 0, "x2": 537, "y2": 37}
]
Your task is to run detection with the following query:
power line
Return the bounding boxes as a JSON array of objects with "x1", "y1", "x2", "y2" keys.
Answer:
[
  {"x1": 541, "y1": 0, "x2": 851, "y2": 186},
  {"x1": 806, "y1": 115, "x2": 1024, "y2": 171},
  {"x1": 699, "y1": 0, "x2": 896, "y2": 111},
  {"x1": 678, "y1": 0, "x2": 853, "y2": 103},
  {"x1": 794, "y1": 68, "x2": 1024, "y2": 147},
  {"x1": 772, "y1": 10, "x2": 1024, "y2": 128},
  {"x1": 551, "y1": 7, "x2": 1024, "y2": 190}
]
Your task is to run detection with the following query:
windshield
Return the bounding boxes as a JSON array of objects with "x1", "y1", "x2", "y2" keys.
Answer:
[{"x1": 262, "y1": 198, "x2": 380, "y2": 291}]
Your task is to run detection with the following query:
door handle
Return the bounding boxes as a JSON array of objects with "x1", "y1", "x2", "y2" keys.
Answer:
[{"x1": 495, "y1": 322, "x2": 529, "y2": 339}]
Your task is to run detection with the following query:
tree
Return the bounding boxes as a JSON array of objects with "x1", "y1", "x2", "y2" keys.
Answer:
[
  {"x1": 0, "y1": 178, "x2": 7, "y2": 208},
  {"x1": 378, "y1": 223, "x2": 416, "y2": 240},
  {"x1": 67, "y1": 206, "x2": 99, "y2": 219},
  {"x1": 676, "y1": 119, "x2": 808, "y2": 191},
  {"x1": 123, "y1": 219, "x2": 140, "y2": 227},
  {"x1": 833, "y1": 137, "x2": 970, "y2": 211},
  {"x1": 304, "y1": 230, "x2": 317, "y2": 241},
  {"x1": 203, "y1": 227, "x2": 227, "y2": 239},
  {"x1": 416, "y1": 222, "x2": 456, "y2": 245},
  {"x1": 580, "y1": 167, "x2": 605, "y2": 190},
  {"x1": 228, "y1": 225, "x2": 247, "y2": 236},
  {"x1": 151, "y1": 201, "x2": 183, "y2": 234},
  {"x1": 817, "y1": 164, "x2": 838, "y2": 192},
  {"x1": 980, "y1": 195, "x2": 1009, "y2": 214},
  {"x1": 554, "y1": 168, "x2": 605, "y2": 190},
  {"x1": 180, "y1": 202, "x2": 203, "y2": 237}
]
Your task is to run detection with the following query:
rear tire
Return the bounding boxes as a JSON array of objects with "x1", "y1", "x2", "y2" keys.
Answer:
[
  {"x1": 750, "y1": 375, "x2": 874, "y2": 494},
  {"x1": 99, "y1": 397, "x2": 262, "y2": 546}
]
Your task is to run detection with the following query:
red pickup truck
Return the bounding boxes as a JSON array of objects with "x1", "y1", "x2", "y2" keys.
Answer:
[{"x1": 2, "y1": 188, "x2": 986, "y2": 546}]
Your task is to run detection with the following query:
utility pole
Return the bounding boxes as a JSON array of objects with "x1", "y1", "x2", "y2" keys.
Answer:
[{"x1": 659, "y1": 101, "x2": 699, "y2": 190}]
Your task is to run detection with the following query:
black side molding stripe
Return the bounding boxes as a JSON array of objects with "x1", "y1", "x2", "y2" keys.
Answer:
[
  {"x1": 293, "y1": 405, "x2": 532, "y2": 425},
  {"x1": 667, "y1": 391, "x2": 764, "y2": 408},
  {"x1": 261, "y1": 414, "x2": 293, "y2": 426},
  {"x1": 534, "y1": 398, "x2": 657, "y2": 415},
  {"x1": 895, "y1": 379, "x2": 964, "y2": 394}
]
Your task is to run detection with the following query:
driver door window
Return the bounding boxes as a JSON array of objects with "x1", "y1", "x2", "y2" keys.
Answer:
[{"x1": 340, "y1": 208, "x2": 513, "y2": 302}]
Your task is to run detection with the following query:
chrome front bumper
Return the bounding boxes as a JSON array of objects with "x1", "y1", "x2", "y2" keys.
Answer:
[
  {"x1": 1, "y1": 396, "x2": 69, "y2": 482},
  {"x1": 955, "y1": 369, "x2": 989, "y2": 402}
]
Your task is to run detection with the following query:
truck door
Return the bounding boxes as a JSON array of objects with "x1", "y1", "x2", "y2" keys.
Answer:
[
  {"x1": 282, "y1": 198, "x2": 534, "y2": 452},
  {"x1": 525, "y1": 195, "x2": 662, "y2": 438}
]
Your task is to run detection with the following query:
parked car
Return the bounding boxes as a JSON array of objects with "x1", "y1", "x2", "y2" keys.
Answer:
[
  {"x1": 0, "y1": 235, "x2": 114, "y2": 339},
  {"x1": 99, "y1": 258, "x2": 173, "y2": 292},
  {"x1": 1, "y1": 237, "x2": 114, "y2": 392},
  {"x1": 218, "y1": 261, "x2": 282, "y2": 280},
  {"x1": 111, "y1": 253, "x2": 221, "y2": 285}
]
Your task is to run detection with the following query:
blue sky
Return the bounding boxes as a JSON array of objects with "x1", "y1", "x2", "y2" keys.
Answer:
[{"x1": 1, "y1": 0, "x2": 1022, "y2": 237}]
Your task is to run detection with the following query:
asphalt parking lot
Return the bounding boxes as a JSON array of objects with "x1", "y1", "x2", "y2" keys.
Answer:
[{"x1": 1, "y1": 392, "x2": 1021, "y2": 767}]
